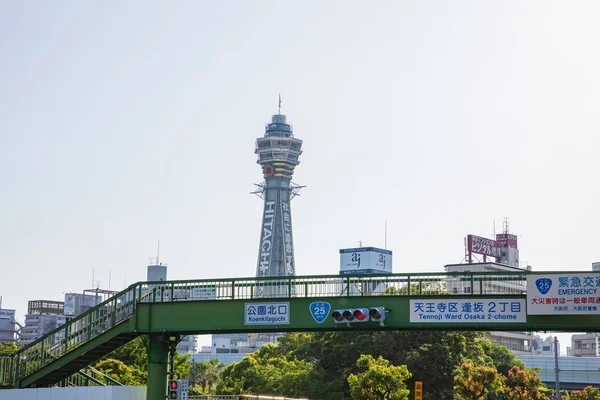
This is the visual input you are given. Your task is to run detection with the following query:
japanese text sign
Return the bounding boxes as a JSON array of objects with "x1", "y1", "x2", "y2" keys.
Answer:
[
  {"x1": 245, "y1": 302, "x2": 290, "y2": 325},
  {"x1": 467, "y1": 235, "x2": 502, "y2": 258},
  {"x1": 527, "y1": 274, "x2": 600, "y2": 315},
  {"x1": 410, "y1": 299, "x2": 526, "y2": 323}
]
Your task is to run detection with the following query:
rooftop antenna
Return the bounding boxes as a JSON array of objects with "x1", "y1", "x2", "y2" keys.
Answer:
[
  {"x1": 157, "y1": 239, "x2": 160, "y2": 265},
  {"x1": 503, "y1": 217, "x2": 510, "y2": 234},
  {"x1": 278, "y1": 93, "x2": 282, "y2": 115},
  {"x1": 92, "y1": 269, "x2": 95, "y2": 290},
  {"x1": 358, "y1": 240, "x2": 363, "y2": 248},
  {"x1": 493, "y1": 219, "x2": 496, "y2": 238},
  {"x1": 384, "y1": 221, "x2": 388, "y2": 250}
]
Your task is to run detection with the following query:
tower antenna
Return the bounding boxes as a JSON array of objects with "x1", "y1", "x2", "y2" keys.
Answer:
[
  {"x1": 157, "y1": 239, "x2": 160, "y2": 265},
  {"x1": 503, "y1": 217, "x2": 510, "y2": 234},
  {"x1": 385, "y1": 221, "x2": 388, "y2": 250},
  {"x1": 278, "y1": 93, "x2": 281, "y2": 115}
]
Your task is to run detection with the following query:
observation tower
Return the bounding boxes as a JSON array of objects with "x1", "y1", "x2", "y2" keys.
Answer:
[{"x1": 253, "y1": 100, "x2": 304, "y2": 278}]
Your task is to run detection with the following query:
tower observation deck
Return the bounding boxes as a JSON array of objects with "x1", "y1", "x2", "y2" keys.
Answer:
[{"x1": 253, "y1": 113, "x2": 303, "y2": 278}]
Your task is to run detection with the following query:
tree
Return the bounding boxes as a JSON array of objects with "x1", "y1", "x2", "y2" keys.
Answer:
[
  {"x1": 93, "y1": 358, "x2": 146, "y2": 386},
  {"x1": 217, "y1": 344, "x2": 322, "y2": 399},
  {"x1": 453, "y1": 361, "x2": 504, "y2": 400},
  {"x1": 189, "y1": 358, "x2": 226, "y2": 394},
  {"x1": 503, "y1": 366, "x2": 548, "y2": 400},
  {"x1": 98, "y1": 335, "x2": 191, "y2": 385},
  {"x1": 563, "y1": 386, "x2": 600, "y2": 400},
  {"x1": 0, "y1": 342, "x2": 18, "y2": 355},
  {"x1": 347, "y1": 354, "x2": 411, "y2": 400},
  {"x1": 481, "y1": 341, "x2": 526, "y2": 376}
]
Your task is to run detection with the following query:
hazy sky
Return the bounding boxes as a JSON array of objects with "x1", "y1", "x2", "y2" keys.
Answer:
[{"x1": 1, "y1": 2, "x2": 599, "y2": 350}]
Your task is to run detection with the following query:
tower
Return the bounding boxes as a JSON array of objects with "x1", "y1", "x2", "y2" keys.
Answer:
[{"x1": 253, "y1": 107, "x2": 304, "y2": 278}]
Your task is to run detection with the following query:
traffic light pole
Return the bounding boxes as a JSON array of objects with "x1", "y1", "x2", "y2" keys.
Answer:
[{"x1": 148, "y1": 334, "x2": 169, "y2": 400}]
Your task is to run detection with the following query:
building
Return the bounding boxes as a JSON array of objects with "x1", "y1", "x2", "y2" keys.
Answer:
[
  {"x1": 444, "y1": 262, "x2": 534, "y2": 355},
  {"x1": 571, "y1": 333, "x2": 598, "y2": 357},
  {"x1": 253, "y1": 109, "x2": 303, "y2": 279},
  {"x1": 20, "y1": 300, "x2": 70, "y2": 345},
  {"x1": 519, "y1": 355, "x2": 600, "y2": 391},
  {"x1": 63, "y1": 292, "x2": 104, "y2": 317},
  {"x1": 465, "y1": 220, "x2": 520, "y2": 268},
  {"x1": 177, "y1": 335, "x2": 199, "y2": 354},
  {"x1": 531, "y1": 335, "x2": 559, "y2": 356},
  {"x1": 145, "y1": 260, "x2": 199, "y2": 354},
  {"x1": 0, "y1": 308, "x2": 16, "y2": 343}
]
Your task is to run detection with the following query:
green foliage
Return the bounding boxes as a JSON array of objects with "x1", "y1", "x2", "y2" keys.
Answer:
[
  {"x1": 93, "y1": 358, "x2": 146, "y2": 386},
  {"x1": 188, "y1": 358, "x2": 226, "y2": 394},
  {"x1": 481, "y1": 341, "x2": 526, "y2": 376},
  {"x1": 453, "y1": 361, "x2": 504, "y2": 400},
  {"x1": 98, "y1": 335, "x2": 191, "y2": 385},
  {"x1": 0, "y1": 342, "x2": 18, "y2": 355},
  {"x1": 503, "y1": 365, "x2": 548, "y2": 400},
  {"x1": 563, "y1": 386, "x2": 600, "y2": 400},
  {"x1": 383, "y1": 282, "x2": 448, "y2": 296},
  {"x1": 217, "y1": 343, "x2": 322, "y2": 398},
  {"x1": 221, "y1": 330, "x2": 511, "y2": 400},
  {"x1": 347, "y1": 354, "x2": 411, "y2": 400}
]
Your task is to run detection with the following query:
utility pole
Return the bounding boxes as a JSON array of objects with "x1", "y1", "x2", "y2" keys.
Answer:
[{"x1": 554, "y1": 336, "x2": 560, "y2": 399}]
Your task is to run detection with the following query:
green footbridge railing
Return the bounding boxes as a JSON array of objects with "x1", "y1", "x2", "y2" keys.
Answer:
[{"x1": 0, "y1": 271, "x2": 530, "y2": 389}]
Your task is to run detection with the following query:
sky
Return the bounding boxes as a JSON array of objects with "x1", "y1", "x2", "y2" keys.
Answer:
[{"x1": 1, "y1": 1, "x2": 599, "y2": 352}]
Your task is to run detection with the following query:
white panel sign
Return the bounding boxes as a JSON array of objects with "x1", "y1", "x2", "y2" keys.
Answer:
[
  {"x1": 0, "y1": 309, "x2": 15, "y2": 320},
  {"x1": 245, "y1": 302, "x2": 290, "y2": 325},
  {"x1": 180, "y1": 379, "x2": 189, "y2": 400},
  {"x1": 410, "y1": 299, "x2": 526, "y2": 323},
  {"x1": 527, "y1": 274, "x2": 600, "y2": 315},
  {"x1": 64, "y1": 294, "x2": 76, "y2": 316},
  {"x1": 339, "y1": 247, "x2": 392, "y2": 275},
  {"x1": 192, "y1": 287, "x2": 217, "y2": 300}
]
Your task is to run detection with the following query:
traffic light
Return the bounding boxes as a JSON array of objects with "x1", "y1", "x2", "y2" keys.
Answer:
[
  {"x1": 369, "y1": 307, "x2": 387, "y2": 321},
  {"x1": 332, "y1": 307, "x2": 389, "y2": 323},
  {"x1": 169, "y1": 379, "x2": 179, "y2": 399},
  {"x1": 331, "y1": 308, "x2": 370, "y2": 323}
]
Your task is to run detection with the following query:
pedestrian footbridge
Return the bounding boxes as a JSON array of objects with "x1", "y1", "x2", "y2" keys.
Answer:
[{"x1": 1, "y1": 271, "x2": 598, "y2": 400}]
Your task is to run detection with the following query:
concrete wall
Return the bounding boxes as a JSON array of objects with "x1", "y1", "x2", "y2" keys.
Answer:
[{"x1": 0, "y1": 386, "x2": 146, "y2": 400}]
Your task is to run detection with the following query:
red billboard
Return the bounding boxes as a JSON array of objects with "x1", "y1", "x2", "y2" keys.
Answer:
[
  {"x1": 496, "y1": 233, "x2": 518, "y2": 248},
  {"x1": 467, "y1": 234, "x2": 502, "y2": 258}
]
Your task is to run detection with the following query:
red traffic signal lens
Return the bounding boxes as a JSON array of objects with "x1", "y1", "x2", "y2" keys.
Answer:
[
  {"x1": 354, "y1": 309, "x2": 366, "y2": 321},
  {"x1": 170, "y1": 380, "x2": 178, "y2": 390},
  {"x1": 343, "y1": 310, "x2": 354, "y2": 321}
]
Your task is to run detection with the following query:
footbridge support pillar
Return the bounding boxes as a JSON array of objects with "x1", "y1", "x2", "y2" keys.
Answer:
[{"x1": 147, "y1": 334, "x2": 169, "y2": 400}]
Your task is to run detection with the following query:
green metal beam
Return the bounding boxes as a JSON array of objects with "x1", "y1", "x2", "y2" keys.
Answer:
[
  {"x1": 133, "y1": 296, "x2": 600, "y2": 334},
  {"x1": 147, "y1": 334, "x2": 169, "y2": 400}
]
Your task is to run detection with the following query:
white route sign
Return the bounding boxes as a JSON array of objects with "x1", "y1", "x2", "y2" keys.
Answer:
[
  {"x1": 245, "y1": 302, "x2": 290, "y2": 325},
  {"x1": 410, "y1": 299, "x2": 526, "y2": 323}
]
